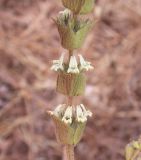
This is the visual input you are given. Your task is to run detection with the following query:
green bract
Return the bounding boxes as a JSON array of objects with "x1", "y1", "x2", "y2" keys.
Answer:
[
  {"x1": 55, "y1": 15, "x2": 92, "y2": 50},
  {"x1": 56, "y1": 71, "x2": 86, "y2": 96},
  {"x1": 62, "y1": 0, "x2": 94, "y2": 14},
  {"x1": 80, "y1": 0, "x2": 94, "y2": 14},
  {"x1": 47, "y1": 111, "x2": 86, "y2": 145}
]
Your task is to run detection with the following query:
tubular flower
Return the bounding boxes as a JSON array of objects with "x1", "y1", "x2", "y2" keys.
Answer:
[
  {"x1": 76, "y1": 105, "x2": 87, "y2": 123},
  {"x1": 59, "y1": 9, "x2": 71, "y2": 18},
  {"x1": 80, "y1": 104, "x2": 92, "y2": 117},
  {"x1": 62, "y1": 106, "x2": 73, "y2": 124},
  {"x1": 53, "y1": 104, "x2": 66, "y2": 117},
  {"x1": 67, "y1": 56, "x2": 79, "y2": 74},
  {"x1": 51, "y1": 53, "x2": 65, "y2": 71},
  {"x1": 79, "y1": 54, "x2": 94, "y2": 71},
  {"x1": 76, "y1": 104, "x2": 92, "y2": 122}
]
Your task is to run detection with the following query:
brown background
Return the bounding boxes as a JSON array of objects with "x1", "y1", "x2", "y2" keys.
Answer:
[{"x1": 0, "y1": 0, "x2": 141, "y2": 160}]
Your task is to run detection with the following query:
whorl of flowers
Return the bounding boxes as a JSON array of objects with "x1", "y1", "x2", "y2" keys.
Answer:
[{"x1": 51, "y1": 53, "x2": 94, "y2": 73}]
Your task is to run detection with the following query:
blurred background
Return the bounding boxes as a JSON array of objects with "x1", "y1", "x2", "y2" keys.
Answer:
[{"x1": 0, "y1": 0, "x2": 141, "y2": 160}]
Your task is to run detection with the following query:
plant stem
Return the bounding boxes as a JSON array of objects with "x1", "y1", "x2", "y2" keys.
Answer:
[
  {"x1": 63, "y1": 145, "x2": 75, "y2": 160},
  {"x1": 64, "y1": 46, "x2": 75, "y2": 160},
  {"x1": 73, "y1": 13, "x2": 77, "y2": 24},
  {"x1": 68, "y1": 50, "x2": 73, "y2": 62},
  {"x1": 67, "y1": 96, "x2": 73, "y2": 106}
]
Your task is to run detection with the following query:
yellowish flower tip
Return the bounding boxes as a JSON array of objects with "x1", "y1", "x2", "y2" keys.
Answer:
[
  {"x1": 51, "y1": 53, "x2": 65, "y2": 72},
  {"x1": 47, "y1": 111, "x2": 54, "y2": 115},
  {"x1": 132, "y1": 141, "x2": 141, "y2": 150}
]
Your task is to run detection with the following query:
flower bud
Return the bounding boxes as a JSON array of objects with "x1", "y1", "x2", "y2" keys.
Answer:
[{"x1": 55, "y1": 14, "x2": 93, "y2": 50}]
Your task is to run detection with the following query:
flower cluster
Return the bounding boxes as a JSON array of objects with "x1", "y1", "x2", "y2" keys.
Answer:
[
  {"x1": 132, "y1": 140, "x2": 141, "y2": 149},
  {"x1": 51, "y1": 53, "x2": 94, "y2": 73},
  {"x1": 125, "y1": 137, "x2": 141, "y2": 160},
  {"x1": 49, "y1": 104, "x2": 92, "y2": 124}
]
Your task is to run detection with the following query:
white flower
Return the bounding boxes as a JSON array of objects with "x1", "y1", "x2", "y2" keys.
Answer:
[
  {"x1": 53, "y1": 104, "x2": 66, "y2": 117},
  {"x1": 80, "y1": 104, "x2": 92, "y2": 117},
  {"x1": 76, "y1": 105, "x2": 87, "y2": 123},
  {"x1": 76, "y1": 104, "x2": 92, "y2": 123},
  {"x1": 79, "y1": 54, "x2": 94, "y2": 71},
  {"x1": 62, "y1": 106, "x2": 73, "y2": 124},
  {"x1": 59, "y1": 9, "x2": 71, "y2": 17},
  {"x1": 51, "y1": 53, "x2": 65, "y2": 71},
  {"x1": 67, "y1": 56, "x2": 79, "y2": 74}
]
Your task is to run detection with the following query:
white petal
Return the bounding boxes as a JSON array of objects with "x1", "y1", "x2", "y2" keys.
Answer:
[
  {"x1": 51, "y1": 53, "x2": 65, "y2": 71},
  {"x1": 60, "y1": 53, "x2": 65, "y2": 64},
  {"x1": 80, "y1": 104, "x2": 92, "y2": 117},
  {"x1": 72, "y1": 56, "x2": 78, "y2": 67},
  {"x1": 76, "y1": 105, "x2": 87, "y2": 123},
  {"x1": 54, "y1": 104, "x2": 66, "y2": 117},
  {"x1": 59, "y1": 9, "x2": 71, "y2": 17},
  {"x1": 47, "y1": 111, "x2": 53, "y2": 115},
  {"x1": 79, "y1": 54, "x2": 86, "y2": 65},
  {"x1": 62, "y1": 106, "x2": 73, "y2": 124},
  {"x1": 67, "y1": 56, "x2": 79, "y2": 74},
  {"x1": 67, "y1": 68, "x2": 79, "y2": 74},
  {"x1": 79, "y1": 54, "x2": 94, "y2": 71}
]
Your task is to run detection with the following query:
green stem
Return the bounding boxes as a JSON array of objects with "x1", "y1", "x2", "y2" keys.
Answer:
[
  {"x1": 67, "y1": 50, "x2": 74, "y2": 106},
  {"x1": 68, "y1": 50, "x2": 73, "y2": 63},
  {"x1": 63, "y1": 145, "x2": 75, "y2": 160},
  {"x1": 73, "y1": 13, "x2": 77, "y2": 23},
  {"x1": 67, "y1": 96, "x2": 73, "y2": 106}
]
